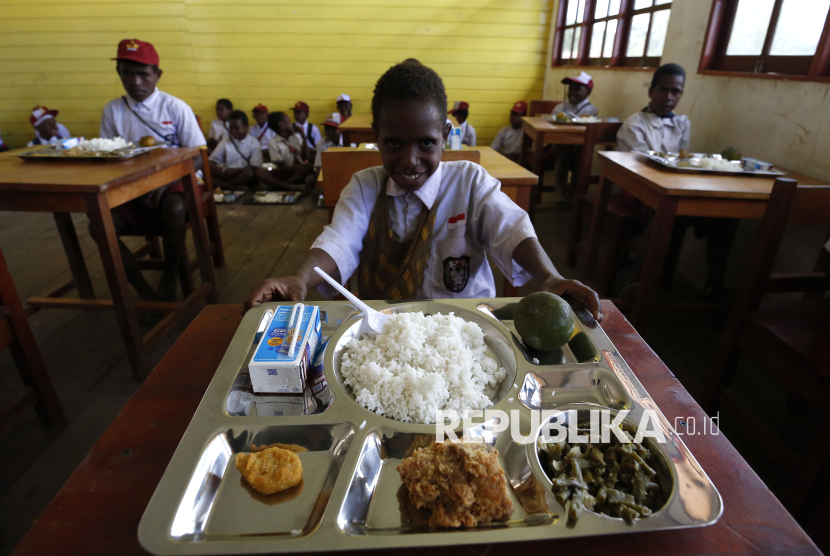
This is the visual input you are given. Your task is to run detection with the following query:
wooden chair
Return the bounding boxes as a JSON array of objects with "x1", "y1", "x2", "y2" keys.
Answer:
[
  {"x1": 529, "y1": 100, "x2": 559, "y2": 117},
  {"x1": 701, "y1": 177, "x2": 830, "y2": 517},
  {"x1": 0, "y1": 243, "x2": 63, "y2": 436}
]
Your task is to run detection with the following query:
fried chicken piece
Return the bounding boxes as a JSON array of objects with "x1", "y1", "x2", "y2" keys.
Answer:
[
  {"x1": 250, "y1": 442, "x2": 307, "y2": 454},
  {"x1": 397, "y1": 441, "x2": 514, "y2": 528},
  {"x1": 236, "y1": 447, "x2": 303, "y2": 495}
]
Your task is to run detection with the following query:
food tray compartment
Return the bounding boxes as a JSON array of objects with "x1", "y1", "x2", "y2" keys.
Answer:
[
  {"x1": 169, "y1": 423, "x2": 354, "y2": 542},
  {"x1": 518, "y1": 368, "x2": 631, "y2": 411}
]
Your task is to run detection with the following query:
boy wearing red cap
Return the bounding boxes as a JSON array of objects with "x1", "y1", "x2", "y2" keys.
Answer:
[
  {"x1": 448, "y1": 101, "x2": 476, "y2": 147},
  {"x1": 552, "y1": 71, "x2": 598, "y2": 118},
  {"x1": 292, "y1": 101, "x2": 321, "y2": 151},
  {"x1": 27, "y1": 106, "x2": 71, "y2": 147},
  {"x1": 250, "y1": 104, "x2": 276, "y2": 162},
  {"x1": 97, "y1": 38, "x2": 207, "y2": 304},
  {"x1": 490, "y1": 101, "x2": 526, "y2": 162}
]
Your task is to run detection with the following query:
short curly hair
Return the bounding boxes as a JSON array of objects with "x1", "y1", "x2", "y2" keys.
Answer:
[{"x1": 371, "y1": 60, "x2": 447, "y2": 126}]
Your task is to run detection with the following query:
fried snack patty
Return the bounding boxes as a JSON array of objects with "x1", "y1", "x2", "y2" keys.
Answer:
[
  {"x1": 397, "y1": 441, "x2": 514, "y2": 528},
  {"x1": 236, "y1": 447, "x2": 303, "y2": 495},
  {"x1": 250, "y1": 442, "x2": 307, "y2": 454}
]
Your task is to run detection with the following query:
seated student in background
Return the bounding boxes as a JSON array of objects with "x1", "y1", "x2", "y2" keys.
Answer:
[
  {"x1": 335, "y1": 94, "x2": 352, "y2": 123},
  {"x1": 207, "y1": 98, "x2": 232, "y2": 152},
  {"x1": 98, "y1": 38, "x2": 206, "y2": 303},
  {"x1": 491, "y1": 101, "x2": 527, "y2": 162},
  {"x1": 255, "y1": 112, "x2": 313, "y2": 192},
  {"x1": 448, "y1": 101, "x2": 476, "y2": 146},
  {"x1": 27, "y1": 106, "x2": 71, "y2": 146},
  {"x1": 312, "y1": 116, "x2": 341, "y2": 185},
  {"x1": 250, "y1": 104, "x2": 276, "y2": 162},
  {"x1": 292, "y1": 101, "x2": 322, "y2": 151},
  {"x1": 244, "y1": 60, "x2": 601, "y2": 321},
  {"x1": 617, "y1": 63, "x2": 737, "y2": 301},
  {"x1": 0, "y1": 130, "x2": 7, "y2": 152},
  {"x1": 209, "y1": 110, "x2": 261, "y2": 191},
  {"x1": 552, "y1": 71, "x2": 598, "y2": 117}
]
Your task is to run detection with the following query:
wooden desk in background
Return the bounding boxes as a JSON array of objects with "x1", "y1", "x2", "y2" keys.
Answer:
[
  {"x1": 0, "y1": 149, "x2": 218, "y2": 381},
  {"x1": 583, "y1": 151, "x2": 829, "y2": 330},
  {"x1": 9, "y1": 301, "x2": 821, "y2": 556}
]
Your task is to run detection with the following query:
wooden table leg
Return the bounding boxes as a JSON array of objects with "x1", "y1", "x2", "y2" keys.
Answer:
[
  {"x1": 581, "y1": 173, "x2": 612, "y2": 286},
  {"x1": 53, "y1": 212, "x2": 95, "y2": 299},
  {"x1": 85, "y1": 193, "x2": 150, "y2": 381},
  {"x1": 182, "y1": 162, "x2": 219, "y2": 304},
  {"x1": 631, "y1": 196, "x2": 679, "y2": 330}
]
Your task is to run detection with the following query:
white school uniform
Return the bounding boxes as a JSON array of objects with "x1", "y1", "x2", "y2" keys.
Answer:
[
  {"x1": 313, "y1": 137, "x2": 338, "y2": 170},
  {"x1": 296, "y1": 121, "x2": 322, "y2": 151},
  {"x1": 208, "y1": 119, "x2": 229, "y2": 142},
  {"x1": 250, "y1": 123, "x2": 277, "y2": 152},
  {"x1": 552, "y1": 98, "x2": 599, "y2": 118},
  {"x1": 27, "y1": 122, "x2": 71, "y2": 147},
  {"x1": 209, "y1": 134, "x2": 262, "y2": 169},
  {"x1": 0, "y1": 131, "x2": 5, "y2": 150},
  {"x1": 616, "y1": 109, "x2": 691, "y2": 154},
  {"x1": 311, "y1": 160, "x2": 536, "y2": 299},
  {"x1": 99, "y1": 88, "x2": 206, "y2": 148},
  {"x1": 490, "y1": 126, "x2": 523, "y2": 158},
  {"x1": 268, "y1": 133, "x2": 305, "y2": 166},
  {"x1": 458, "y1": 120, "x2": 477, "y2": 147}
]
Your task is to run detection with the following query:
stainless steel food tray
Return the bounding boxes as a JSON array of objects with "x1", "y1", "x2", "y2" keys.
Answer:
[
  {"x1": 636, "y1": 150, "x2": 786, "y2": 176},
  {"x1": 16, "y1": 144, "x2": 165, "y2": 161},
  {"x1": 139, "y1": 298, "x2": 722, "y2": 554}
]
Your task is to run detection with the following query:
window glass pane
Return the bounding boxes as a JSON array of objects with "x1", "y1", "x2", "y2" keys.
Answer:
[
  {"x1": 726, "y1": 0, "x2": 775, "y2": 55},
  {"x1": 654, "y1": 0, "x2": 672, "y2": 4},
  {"x1": 770, "y1": 0, "x2": 830, "y2": 56},
  {"x1": 572, "y1": 26, "x2": 582, "y2": 58},
  {"x1": 562, "y1": 27, "x2": 574, "y2": 59},
  {"x1": 604, "y1": 19, "x2": 618, "y2": 57},
  {"x1": 566, "y1": 0, "x2": 579, "y2": 26},
  {"x1": 590, "y1": 21, "x2": 607, "y2": 57},
  {"x1": 647, "y1": 9, "x2": 671, "y2": 56},
  {"x1": 634, "y1": 0, "x2": 653, "y2": 9},
  {"x1": 627, "y1": 13, "x2": 650, "y2": 57},
  {"x1": 595, "y1": 0, "x2": 610, "y2": 19},
  {"x1": 575, "y1": 0, "x2": 586, "y2": 23},
  {"x1": 608, "y1": 0, "x2": 621, "y2": 16}
]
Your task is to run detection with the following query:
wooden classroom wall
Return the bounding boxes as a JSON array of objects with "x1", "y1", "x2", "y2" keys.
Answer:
[{"x1": 0, "y1": 0, "x2": 555, "y2": 149}]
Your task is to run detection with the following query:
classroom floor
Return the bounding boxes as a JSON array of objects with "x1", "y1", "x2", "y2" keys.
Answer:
[{"x1": 0, "y1": 190, "x2": 819, "y2": 554}]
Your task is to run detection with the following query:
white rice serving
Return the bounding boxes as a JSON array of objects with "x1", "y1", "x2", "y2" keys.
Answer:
[
  {"x1": 79, "y1": 137, "x2": 130, "y2": 151},
  {"x1": 339, "y1": 312, "x2": 506, "y2": 424}
]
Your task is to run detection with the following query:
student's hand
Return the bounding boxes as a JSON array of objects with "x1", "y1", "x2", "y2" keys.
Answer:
[
  {"x1": 243, "y1": 276, "x2": 307, "y2": 314},
  {"x1": 540, "y1": 277, "x2": 603, "y2": 323}
]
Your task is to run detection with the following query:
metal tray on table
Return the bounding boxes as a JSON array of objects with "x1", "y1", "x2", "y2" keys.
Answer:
[
  {"x1": 636, "y1": 150, "x2": 786, "y2": 176},
  {"x1": 138, "y1": 298, "x2": 722, "y2": 554},
  {"x1": 16, "y1": 144, "x2": 166, "y2": 161}
]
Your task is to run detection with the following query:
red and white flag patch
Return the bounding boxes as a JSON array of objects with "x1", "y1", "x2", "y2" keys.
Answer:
[{"x1": 447, "y1": 213, "x2": 466, "y2": 231}]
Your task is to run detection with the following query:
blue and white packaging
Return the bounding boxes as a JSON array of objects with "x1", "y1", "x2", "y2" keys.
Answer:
[
  {"x1": 249, "y1": 304, "x2": 321, "y2": 393},
  {"x1": 449, "y1": 127, "x2": 462, "y2": 150},
  {"x1": 742, "y1": 157, "x2": 774, "y2": 171},
  {"x1": 56, "y1": 137, "x2": 82, "y2": 150}
]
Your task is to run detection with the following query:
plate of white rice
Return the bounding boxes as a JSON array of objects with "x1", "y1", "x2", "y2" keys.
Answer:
[{"x1": 337, "y1": 311, "x2": 507, "y2": 424}]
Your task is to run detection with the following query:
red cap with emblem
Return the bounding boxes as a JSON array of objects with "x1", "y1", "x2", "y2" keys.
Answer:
[
  {"x1": 448, "y1": 101, "x2": 469, "y2": 114},
  {"x1": 292, "y1": 101, "x2": 309, "y2": 112},
  {"x1": 30, "y1": 105, "x2": 59, "y2": 127},
  {"x1": 112, "y1": 39, "x2": 159, "y2": 66},
  {"x1": 252, "y1": 104, "x2": 268, "y2": 113},
  {"x1": 510, "y1": 101, "x2": 528, "y2": 115}
]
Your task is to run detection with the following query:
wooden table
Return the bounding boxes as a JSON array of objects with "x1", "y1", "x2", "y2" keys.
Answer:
[
  {"x1": 583, "y1": 151, "x2": 828, "y2": 329},
  {"x1": 0, "y1": 148, "x2": 218, "y2": 381},
  {"x1": 9, "y1": 301, "x2": 821, "y2": 555}
]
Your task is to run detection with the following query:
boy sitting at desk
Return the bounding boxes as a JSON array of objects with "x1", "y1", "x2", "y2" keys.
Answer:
[
  {"x1": 208, "y1": 110, "x2": 261, "y2": 191},
  {"x1": 448, "y1": 101, "x2": 476, "y2": 147},
  {"x1": 616, "y1": 63, "x2": 737, "y2": 301},
  {"x1": 97, "y1": 38, "x2": 206, "y2": 303},
  {"x1": 255, "y1": 112, "x2": 313, "y2": 192},
  {"x1": 27, "y1": 106, "x2": 71, "y2": 146},
  {"x1": 207, "y1": 98, "x2": 232, "y2": 152},
  {"x1": 250, "y1": 104, "x2": 276, "y2": 162},
  {"x1": 312, "y1": 116, "x2": 341, "y2": 183},
  {"x1": 292, "y1": 101, "x2": 322, "y2": 151},
  {"x1": 244, "y1": 60, "x2": 601, "y2": 321},
  {"x1": 491, "y1": 101, "x2": 527, "y2": 162}
]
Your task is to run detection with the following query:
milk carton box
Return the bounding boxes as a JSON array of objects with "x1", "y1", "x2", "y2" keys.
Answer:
[{"x1": 249, "y1": 305, "x2": 321, "y2": 393}]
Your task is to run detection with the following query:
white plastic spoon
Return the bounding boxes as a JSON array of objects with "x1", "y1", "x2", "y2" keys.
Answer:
[{"x1": 313, "y1": 267, "x2": 388, "y2": 337}]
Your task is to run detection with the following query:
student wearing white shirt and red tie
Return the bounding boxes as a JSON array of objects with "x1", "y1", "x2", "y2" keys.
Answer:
[
  {"x1": 250, "y1": 104, "x2": 276, "y2": 162},
  {"x1": 291, "y1": 101, "x2": 322, "y2": 151},
  {"x1": 96, "y1": 38, "x2": 206, "y2": 304}
]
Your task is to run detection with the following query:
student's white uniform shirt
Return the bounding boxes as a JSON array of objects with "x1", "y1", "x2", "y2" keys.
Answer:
[
  {"x1": 209, "y1": 134, "x2": 262, "y2": 169},
  {"x1": 490, "y1": 126, "x2": 523, "y2": 157},
  {"x1": 313, "y1": 137, "x2": 338, "y2": 169},
  {"x1": 208, "y1": 119, "x2": 228, "y2": 142},
  {"x1": 250, "y1": 123, "x2": 277, "y2": 152},
  {"x1": 296, "y1": 121, "x2": 322, "y2": 151},
  {"x1": 311, "y1": 161, "x2": 536, "y2": 299},
  {"x1": 268, "y1": 133, "x2": 305, "y2": 165},
  {"x1": 459, "y1": 120, "x2": 477, "y2": 147},
  {"x1": 99, "y1": 88, "x2": 206, "y2": 148},
  {"x1": 616, "y1": 110, "x2": 691, "y2": 154},
  {"x1": 552, "y1": 99, "x2": 599, "y2": 117},
  {"x1": 27, "y1": 123, "x2": 71, "y2": 147},
  {"x1": 0, "y1": 131, "x2": 5, "y2": 149}
]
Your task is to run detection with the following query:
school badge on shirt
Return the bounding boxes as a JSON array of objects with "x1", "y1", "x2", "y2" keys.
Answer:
[{"x1": 442, "y1": 255, "x2": 470, "y2": 293}]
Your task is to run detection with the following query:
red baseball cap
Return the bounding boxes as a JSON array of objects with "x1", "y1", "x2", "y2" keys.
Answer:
[
  {"x1": 561, "y1": 71, "x2": 594, "y2": 91},
  {"x1": 112, "y1": 39, "x2": 159, "y2": 66},
  {"x1": 511, "y1": 101, "x2": 528, "y2": 115},
  {"x1": 252, "y1": 104, "x2": 268, "y2": 113},
  {"x1": 30, "y1": 105, "x2": 59, "y2": 127},
  {"x1": 448, "y1": 101, "x2": 469, "y2": 114},
  {"x1": 323, "y1": 116, "x2": 339, "y2": 128},
  {"x1": 292, "y1": 101, "x2": 309, "y2": 112}
]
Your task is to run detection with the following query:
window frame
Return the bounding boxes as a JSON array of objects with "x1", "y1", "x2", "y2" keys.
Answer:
[
  {"x1": 698, "y1": 0, "x2": 830, "y2": 82},
  {"x1": 551, "y1": 0, "x2": 673, "y2": 69}
]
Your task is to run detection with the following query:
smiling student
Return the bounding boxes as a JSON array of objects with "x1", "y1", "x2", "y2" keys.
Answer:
[
  {"x1": 209, "y1": 110, "x2": 261, "y2": 191},
  {"x1": 244, "y1": 60, "x2": 601, "y2": 320},
  {"x1": 552, "y1": 71, "x2": 598, "y2": 117},
  {"x1": 27, "y1": 106, "x2": 71, "y2": 146}
]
